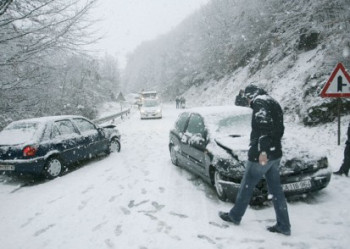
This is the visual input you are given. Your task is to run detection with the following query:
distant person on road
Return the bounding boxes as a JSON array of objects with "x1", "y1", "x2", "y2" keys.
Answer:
[
  {"x1": 235, "y1": 89, "x2": 248, "y2": 107},
  {"x1": 218, "y1": 84, "x2": 291, "y2": 236},
  {"x1": 175, "y1": 96, "x2": 180, "y2": 109},
  {"x1": 334, "y1": 121, "x2": 350, "y2": 176},
  {"x1": 180, "y1": 97, "x2": 186, "y2": 109}
]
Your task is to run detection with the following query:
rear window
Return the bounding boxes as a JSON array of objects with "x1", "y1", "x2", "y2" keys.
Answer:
[{"x1": 0, "y1": 122, "x2": 40, "y2": 145}]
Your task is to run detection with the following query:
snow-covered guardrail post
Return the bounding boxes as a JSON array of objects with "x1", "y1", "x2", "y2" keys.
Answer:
[{"x1": 93, "y1": 108, "x2": 131, "y2": 124}]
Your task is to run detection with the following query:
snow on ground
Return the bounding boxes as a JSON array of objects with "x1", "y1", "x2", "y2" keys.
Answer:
[{"x1": 0, "y1": 104, "x2": 350, "y2": 249}]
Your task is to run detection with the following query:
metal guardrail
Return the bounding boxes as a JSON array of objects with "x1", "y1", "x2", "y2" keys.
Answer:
[{"x1": 93, "y1": 108, "x2": 131, "y2": 124}]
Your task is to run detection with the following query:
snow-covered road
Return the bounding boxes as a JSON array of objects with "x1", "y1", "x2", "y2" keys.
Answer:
[{"x1": 0, "y1": 104, "x2": 349, "y2": 249}]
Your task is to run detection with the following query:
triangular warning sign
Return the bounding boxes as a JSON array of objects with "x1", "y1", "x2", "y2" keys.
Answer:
[{"x1": 321, "y1": 63, "x2": 350, "y2": 98}]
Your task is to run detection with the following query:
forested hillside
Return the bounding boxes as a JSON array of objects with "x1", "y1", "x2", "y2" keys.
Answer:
[
  {"x1": 0, "y1": 0, "x2": 121, "y2": 128},
  {"x1": 122, "y1": 0, "x2": 350, "y2": 125}
]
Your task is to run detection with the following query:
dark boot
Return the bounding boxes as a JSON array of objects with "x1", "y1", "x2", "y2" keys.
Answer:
[
  {"x1": 267, "y1": 224, "x2": 291, "y2": 236},
  {"x1": 218, "y1": 211, "x2": 240, "y2": 225}
]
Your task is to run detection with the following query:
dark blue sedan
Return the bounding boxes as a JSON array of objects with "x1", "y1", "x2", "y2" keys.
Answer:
[{"x1": 0, "y1": 115, "x2": 121, "y2": 179}]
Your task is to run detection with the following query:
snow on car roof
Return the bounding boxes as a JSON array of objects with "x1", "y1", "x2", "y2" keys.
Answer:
[
  {"x1": 141, "y1": 90, "x2": 157, "y2": 94},
  {"x1": 8, "y1": 115, "x2": 85, "y2": 124},
  {"x1": 0, "y1": 115, "x2": 86, "y2": 145}
]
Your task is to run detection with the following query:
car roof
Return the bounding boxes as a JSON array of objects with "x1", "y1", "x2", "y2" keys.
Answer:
[
  {"x1": 185, "y1": 105, "x2": 252, "y2": 118},
  {"x1": 10, "y1": 115, "x2": 87, "y2": 125},
  {"x1": 141, "y1": 91, "x2": 157, "y2": 94}
]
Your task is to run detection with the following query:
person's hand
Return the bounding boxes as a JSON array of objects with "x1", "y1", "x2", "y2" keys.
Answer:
[{"x1": 259, "y1": 152, "x2": 268, "y2": 166}]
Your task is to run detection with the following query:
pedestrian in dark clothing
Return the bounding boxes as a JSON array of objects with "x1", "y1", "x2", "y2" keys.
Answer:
[
  {"x1": 334, "y1": 121, "x2": 350, "y2": 176},
  {"x1": 175, "y1": 97, "x2": 179, "y2": 109},
  {"x1": 235, "y1": 89, "x2": 248, "y2": 106},
  {"x1": 181, "y1": 97, "x2": 186, "y2": 109},
  {"x1": 219, "y1": 84, "x2": 291, "y2": 236}
]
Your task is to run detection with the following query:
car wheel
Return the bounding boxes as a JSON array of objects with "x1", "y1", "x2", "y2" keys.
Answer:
[
  {"x1": 43, "y1": 157, "x2": 62, "y2": 179},
  {"x1": 214, "y1": 170, "x2": 227, "y2": 201},
  {"x1": 109, "y1": 137, "x2": 121, "y2": 153},
  {"x1": 170, "y1": 145, "x2": 179, "y2": 166}
]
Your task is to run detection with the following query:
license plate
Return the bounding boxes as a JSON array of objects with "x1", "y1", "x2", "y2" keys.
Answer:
[
  {"x1": 0, "y1": 164, "x2": 15, "y2": 171},
  {"x1": 282, "y1": 180, "x2": 311, "y2": 192}
]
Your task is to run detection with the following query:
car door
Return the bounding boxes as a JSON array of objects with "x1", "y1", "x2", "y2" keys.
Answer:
[
  {"x1": 72, "y1": 118, "x2": 108, "y2": 157},
  {"x1": 51, "y1": 119, "x2": 84, "y2": 163},
  {"x1": 170, "y1": 112, "x2": 190, "y2": 166},
  {"x1": 181, "y1": 113, "x2": 207, "y2": 175}
]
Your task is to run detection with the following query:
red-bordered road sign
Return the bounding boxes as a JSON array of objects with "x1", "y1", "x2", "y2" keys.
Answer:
[{"x1": 320, "y1": 62, "x2": 350, "y2": 98}]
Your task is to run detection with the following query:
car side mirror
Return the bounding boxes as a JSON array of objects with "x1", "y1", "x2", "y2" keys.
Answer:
[{"x1": 189, "y1": 133, "x2": 207, "y2": 149}]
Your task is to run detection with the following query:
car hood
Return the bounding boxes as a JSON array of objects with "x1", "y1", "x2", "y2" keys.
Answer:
[
  {"x1": 213, "y1": 135, "x2": 249, "y2": 162},
  {"x1": 207, "y1": 134, "x2": 329, "y2": 176}
]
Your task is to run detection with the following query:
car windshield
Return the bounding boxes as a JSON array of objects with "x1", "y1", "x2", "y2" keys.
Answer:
[
  {"x1": 0, "y1": 121, "x2": 41, "y2": 145},
  {"x1": 143, "y1": 100, "x2": 159, "y2": 107},
  {"x1": 189, "y1": 106, "x2": 252, "y2": 138},
  {"x1": 215, "y1": 114, "x2": 251, "y2": 134}
]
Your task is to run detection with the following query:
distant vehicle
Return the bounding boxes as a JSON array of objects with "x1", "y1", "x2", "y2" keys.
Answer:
[
  {"x1": 140, "y1": 91, "x2": 158, "y2": 102},
  {"x1": 168, "y1": 106, "x2": 331, "y2": 204},
  {"x1": 0, "y1": 115, "x2": 121, "y2": 179},
  {"x1": 140, "y1": 99, "x2": 162, "y2": 119}
]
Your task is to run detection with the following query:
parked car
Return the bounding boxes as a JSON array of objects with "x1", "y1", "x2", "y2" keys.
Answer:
[
  {"x1": 168, "y1": 106, "x2": 331, "y2": 204},
  {"x1": 140, "y1": 99, "x2": 162, "y2": 119},
  {"x1": 0, "y1": 115, "x2": 121, "y2": 179}
]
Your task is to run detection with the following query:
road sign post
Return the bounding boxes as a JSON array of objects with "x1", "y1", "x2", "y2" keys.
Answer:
[{"x1": 320, "y1": 62, "x2": 350, "y2": 145}]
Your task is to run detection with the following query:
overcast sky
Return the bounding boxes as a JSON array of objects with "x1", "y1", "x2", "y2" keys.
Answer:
[{"x1": 90, "y1": 0, "x2": 209, "y2": 67}]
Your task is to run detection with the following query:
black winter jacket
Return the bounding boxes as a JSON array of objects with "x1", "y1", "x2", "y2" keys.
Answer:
[{"x1": 248, "y1": 94, "x2": 284, "y2": 162}]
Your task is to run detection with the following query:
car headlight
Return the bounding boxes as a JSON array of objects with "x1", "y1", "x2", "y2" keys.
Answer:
[{"x1": 140, "y1": 110, "x2": 145, "y2": 113}]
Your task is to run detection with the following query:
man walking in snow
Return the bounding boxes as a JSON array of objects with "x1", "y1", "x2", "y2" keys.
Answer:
[{"x1": 218, "y1": 84, "x2": 291, "y2": 236}]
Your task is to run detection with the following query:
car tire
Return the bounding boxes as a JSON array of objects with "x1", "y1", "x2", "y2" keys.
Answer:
[
  {"x1": 43, "y1": 156, "x2": 62, "y2": 179},
  {"x1": 170, "y1": 145, "x2": 179, "y2": 166},
  {"x1": 214, "y1": 170, "x2": 227, "y2": 201},
  {"x1": 108, "y1": 137, "x2": 121, "y2": 153}
]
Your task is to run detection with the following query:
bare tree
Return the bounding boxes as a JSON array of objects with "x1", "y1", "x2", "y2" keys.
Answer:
[
  {"x1": 0, "y1": 0, "x2": 12, "y2": 16},
  {"x1": 0, "y1": 0, "x2": 104, "y2": 127},
  {"x1": 0, "y1": 0, "x2": 99, "y2": 68}
]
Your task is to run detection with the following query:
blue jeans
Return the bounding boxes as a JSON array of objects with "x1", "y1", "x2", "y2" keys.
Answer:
[{"x1": 229, "y1": 158, "x2": 291, "y2": 233}]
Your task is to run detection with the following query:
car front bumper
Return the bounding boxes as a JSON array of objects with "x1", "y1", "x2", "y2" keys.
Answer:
[
  {"x1": 218, "y1": 170, "x2": 332, "y2": 204},
  {"x1": 0, "y1": 157, "x2": 46, "y2": 175},
  {"x1": 140, "y1": 112, "x2": 162, "y2": 119}
]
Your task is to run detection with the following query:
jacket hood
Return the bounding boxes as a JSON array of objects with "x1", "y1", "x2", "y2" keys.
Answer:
[{"x1": 244, "y1": 84, "x2": 267, "y2": 100}]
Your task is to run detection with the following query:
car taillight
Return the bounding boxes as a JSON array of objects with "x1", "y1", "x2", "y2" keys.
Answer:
[{"x1": 23, "y1": 145, "x2": 38, "y2": 157}]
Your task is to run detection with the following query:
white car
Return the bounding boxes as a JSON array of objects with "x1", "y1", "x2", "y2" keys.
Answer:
[{"x1": 140, "y1": 99, "x2": 162, "y2": 119}]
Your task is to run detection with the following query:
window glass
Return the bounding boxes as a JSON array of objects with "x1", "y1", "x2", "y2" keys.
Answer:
[
  {"x1": 186, "y1": 114, "x2": 205, "y2": 135},
  {"x1": 51, "y1": 125, "x2": 60, "y2": 139},
  {"x1": 73, "y1": 118, "x2": 96, "y2": 133},
  {"x1": 175, "y1": 112, "x2": 190, "y2": 132},
  {"x1": 143, "y1": 100, "x2": 159, "y2": 107},
  {"x1": 54, "y1": 120, "x2": 79, "y2": 136}
]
